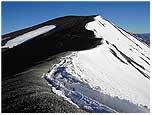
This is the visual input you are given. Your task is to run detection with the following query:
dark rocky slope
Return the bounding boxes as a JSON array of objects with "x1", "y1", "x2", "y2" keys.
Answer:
[
  {"x1": 2, "y1": 15, "x2": 102, "y2": 77},
  {"x1": 2, "y1": 53, "x2": 85, "y2": 113}
]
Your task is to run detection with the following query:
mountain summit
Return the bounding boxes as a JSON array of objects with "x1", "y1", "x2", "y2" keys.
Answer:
[{"x1": 2, "y1": 15, "x2": 150, "y2": 113}]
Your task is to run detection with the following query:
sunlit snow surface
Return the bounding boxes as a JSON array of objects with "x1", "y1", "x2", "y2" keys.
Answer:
[
  {"x1": 43, "y1": 16, "x2": 150, "y2": 112},
  {"x1": 2, "y1": 25, "x2": 56, "y2": 48}
]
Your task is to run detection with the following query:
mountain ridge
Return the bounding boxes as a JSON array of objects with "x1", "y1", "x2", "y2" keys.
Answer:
[{"x1": 2, "y1": 15, "x2": 150, "y2": 113}]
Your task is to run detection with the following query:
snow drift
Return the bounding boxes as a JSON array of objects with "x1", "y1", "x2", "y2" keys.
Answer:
[{"x1": 43, "y1": 16, "x2": 150, "y2": 113}]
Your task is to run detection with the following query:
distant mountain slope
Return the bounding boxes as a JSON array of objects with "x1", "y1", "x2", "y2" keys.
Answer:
[{"x1": 131, "y1": 33, "x2": 150, "y2": 46}]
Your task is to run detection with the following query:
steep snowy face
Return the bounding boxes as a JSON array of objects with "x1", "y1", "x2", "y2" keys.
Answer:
[
  {"x1": 44, "y1": 15, "x2": 150, "y2": 112},
  {"x1": 75, "y1": 15, "x2": 150, "y2": 107},
  {"x1": 83, "y1": 15, "x2": 150, "y2": 79}
]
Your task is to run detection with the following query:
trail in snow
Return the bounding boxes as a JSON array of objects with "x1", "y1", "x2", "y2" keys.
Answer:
[
  {"x1": 42, "y1": 54, "x2": 149, "y2": 112},
  {"x1": 43, "y1": 66, "x2": 116, "y2": 113}
]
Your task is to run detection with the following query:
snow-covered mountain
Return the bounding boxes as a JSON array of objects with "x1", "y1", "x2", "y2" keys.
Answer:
[
  {"x1": 43, "y1": 16, "x2": 150, "y2": 113},
  {"x1": 2, "y1": 15, "x2": 150, "y2": 113}
]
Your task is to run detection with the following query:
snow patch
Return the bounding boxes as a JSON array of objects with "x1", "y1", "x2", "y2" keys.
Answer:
[{"x1": 2, "y1": 25, "x2": 56, "y2": 48}]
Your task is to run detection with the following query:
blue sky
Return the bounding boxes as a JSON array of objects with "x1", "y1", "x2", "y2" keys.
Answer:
[{"x1": 2, "y1": 1, "x2": 150, "y2": 34}]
